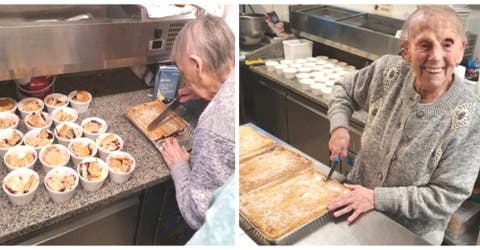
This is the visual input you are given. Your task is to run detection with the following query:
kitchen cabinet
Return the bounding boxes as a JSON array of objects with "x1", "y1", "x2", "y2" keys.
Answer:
[
  {"x1": 241, "y1": 66, "x2": 288, "y2": 141},
  {"x1": 286, "y1": 92, "x2": 331, "y2": 165}
]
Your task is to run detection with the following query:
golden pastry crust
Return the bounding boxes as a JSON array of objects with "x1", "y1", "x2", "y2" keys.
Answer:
[
  {"x1": 82, "y1": 120, "x2": 103, "y2": 133},
  {"x1": 4, "y1": 174, "x2": 37, "y2": 194},
  {"x1": 73, "y1": 90, "x2": 91, "y2": 102},
  {"x1": 0, "y1": 98, "x2": 15, "y2": 112},
  {"x1": 0, "y1": 131, "x2": 22, "y2": 148},
  {"x1": 25, "y1": 128, "x2": 53, "y2": 147},
  {"x1": 239, "y1": 125, "x2": 275, "y2": 163},
  {"x1": 0, "y1": 116, "x2": 16, "y2": 129},
  {"x1": 79, "y1": 161, "x2": 107, "y2": 181},
  {"x1": 98, "y1": 133, "x2": 121, "y2": 151},
  {"x1": 6, "y1": 151, "x2": 35, "y2": 168},
  {"x1": 108, "y1": 155, "x2": 133, "y2": 173},
  {"x1": 46, "y1": 174, "x2": 76, "y2": 192},
  {"x1": 54, "y1": 109, "x2": 75, "y2": 122},
  {"x1": 240, "y1": 168, "x2": 350, "y2": 240},
  {"x1": 56, "y1": 124, "x2": 81, "y2": 139},
  {"x1": 26, "y1": 112, "x2": 49, "y2": 128},
  {"x1": 70, "y1": 141, "x2": 94, "y2": 157},
  {"x1": 240, "y1": 145, "x2": 311, "y2": 195},
  {"x1": 42, "y1": 145, "x2": 68, "y2": 166},
  {"x1": 46, "y1": 96, "x2": 67, "y2": 106},
  {"x1": 21, "y1": 100, "x2": 42, "y2": 112}
]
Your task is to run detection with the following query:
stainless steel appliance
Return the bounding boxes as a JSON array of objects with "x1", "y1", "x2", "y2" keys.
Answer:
[
  {"x1": 0, "y1": 5, "x2": 196, "y2": 81},
  {"x1": 240, "y1": 14, "x2": 267, "y2": 46}
]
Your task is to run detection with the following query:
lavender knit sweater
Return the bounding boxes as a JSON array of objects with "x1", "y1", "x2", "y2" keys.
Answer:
[
  {"x1": 328, "y1": 55, "x2": 480, "y2": 245},
  {"x1": 170, "y1": 71, "x2": 235, "y2": 230}
]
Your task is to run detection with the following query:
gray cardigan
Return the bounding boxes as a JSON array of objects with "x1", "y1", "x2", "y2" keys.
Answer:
[
  {"x1": 328, "y1": 55, "x2": 480, "y2": 245},
  {"x1": 170, "y1": 71, "x2": 235, "y2": 230}
]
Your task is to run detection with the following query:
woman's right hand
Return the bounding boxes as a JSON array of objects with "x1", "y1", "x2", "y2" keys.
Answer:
[
  {"x1": 328, "y1": 127, "x2": 350, "y2": 159},
  {"x1": 177, "y1": 87, "x2": 200, "y2": 103}
]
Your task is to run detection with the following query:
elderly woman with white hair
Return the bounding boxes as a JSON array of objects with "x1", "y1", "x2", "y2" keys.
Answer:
[
  {"x1": 327, "y1": 5, "x2": 480, "y2": 245},
  {"x1": 159, "y1": 14, "x2": 235, "y2": 230}
]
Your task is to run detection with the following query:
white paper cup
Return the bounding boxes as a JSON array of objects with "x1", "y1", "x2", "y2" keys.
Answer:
[
  {"x1": 4, "y1": 145, "x2": 37, "y2": 172},
  {"x1": 316, "y1": 56, "x2": 329, "y2": 61},
  {"x1": 51, "y1": 107, "x2": 78, "y2": 126},
  {"x1": 299, "y1": 78, "x2": 315, "y2": 90},
  {"x1": 81, "y1": 117, "x2": 108, "y2": 140},
  {"x1": 0, "y1": 129, "x2": 24, "y2": 159},
  {"x1": 106, "y1": 151, "x2": 136, "y2": 184},
  {"x1": 3, "y1": 168, "x2": 39, "y2": 205},
  {"x1": 283, "y1": 68, "x2": 298, "y2": 79},
  {"x1": 296, "y1": 73, "x2": 311, "y2": 82},
  {"x1": 44, "y1": 166, "x2": 79, "y2": 203},
  {"x1": 265, "y1": 61, "x2": 279, "y2": 72},
  {"x1": 77, "y1": 157, "x2": 109, "y2": 192},
  {"x1": 54, "y1": 122, "x2": 83, "y2": 146},
  {"x1": 274, "y1": 64, "x2": 288, "y2": 74},
  {"x1": 306, "y1": 57, "x2": 317, "y2": 62},
  {"x1": 0, "y1": 97, "x2": 17, "y2": 114},
  {"x1": 39, "y1": 144, "x2": 70, "y2": 172},
  {"x1": 18, "y1": 97, "x2": 44, "y2": 119},
  {"x1": 95, "y1": 133, "x2": 124, "y2": 160},
  {"x1": 68, "y1": 90, "x2": 92, "y2": 113},
  {"x1": 310, "y1": 83, "x2": 324, "y2": 95},
  {"x1": 68, "y1": 137, "x2": 97, "y2": 167},
  {"x1": 23, "y1": 128, "x2": 54, "y2": 153},
  {"x1": 304, "y1": 62, "x2": 316, "y2": 68},
  {"x1": 280, "y1": 59, "x2": 294, "y2": 65},
  {"x1": 24, "y1": 111, "x2": 53, "y2": 130},
  {"x1": 44, "y1": 93, "x2": 69, "y2": 113},
  {"x1": 297, "y1": 67, "x2": 312, "y2": 73},
  {"x1": 293, "y1": 58, "x2": 307, "y2": 64},
  {"x1": 0, "y1": 112, "x2": 19, "y2": 129}
]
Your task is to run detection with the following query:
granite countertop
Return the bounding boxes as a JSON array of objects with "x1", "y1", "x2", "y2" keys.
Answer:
[
  {"x1": 248, "y1": 65, "x2": 368, "y2": 127},
  {"x1": 0, "y1": 69, "x2": 191, "y2": 243}
]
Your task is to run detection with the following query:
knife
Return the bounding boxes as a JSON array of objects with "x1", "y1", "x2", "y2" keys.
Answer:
[
  {"x1": 147, "y1": 98, "x2": 181, "y2": 131},
  {"x1": 326, "y1": 155, "x2": 341, "y2": 181}
]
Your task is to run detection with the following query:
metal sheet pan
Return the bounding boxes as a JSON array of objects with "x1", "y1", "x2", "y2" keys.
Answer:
[
  {"x1": 240, "y1": 210, "x2": 334, "y2": 245},
  {"x1": 126, "y1": 103, "x2": 197, "y2": 152}
]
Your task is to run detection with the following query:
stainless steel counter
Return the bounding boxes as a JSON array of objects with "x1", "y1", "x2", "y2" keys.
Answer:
[{"x1": 240, "y1": 123, "x2": 429, "y2": 245}]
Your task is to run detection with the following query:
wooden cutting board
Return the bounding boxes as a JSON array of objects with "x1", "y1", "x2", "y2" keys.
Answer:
[{"x1": 126, "y1": 99, "x2": 188, "y2": 141}]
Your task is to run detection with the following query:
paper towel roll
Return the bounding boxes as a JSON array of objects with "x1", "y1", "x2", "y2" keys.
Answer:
[{"x1": 454, "y1": 65, "x2": 466, "y2": 79}]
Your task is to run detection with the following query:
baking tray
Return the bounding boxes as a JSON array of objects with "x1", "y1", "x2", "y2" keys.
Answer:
[
  {"x1": 240, "y1": 209, "x2": 334, "y2": 245},
  {"x1": 126, "y1": 103, "x2": 197, "y2": 152}
]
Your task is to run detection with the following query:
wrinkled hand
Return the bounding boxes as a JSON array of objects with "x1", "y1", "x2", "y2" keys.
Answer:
[
  {"x1": 160, "y1": 137, "x2": 190, "y2": 169},
  {"x1": 177, "y1": 87, "x2": 200, "y2": 103},
  {"x1": 328, "y1": 127, "x2": 350, "y2": 159},
  {"x1": 328, "y1": 184, "x2": 375, "y2": 223}
]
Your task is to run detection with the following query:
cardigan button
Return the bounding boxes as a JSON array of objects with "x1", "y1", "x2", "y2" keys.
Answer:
[{"x1": 416, "y1": 110, "x2": 425, "y2": 118}]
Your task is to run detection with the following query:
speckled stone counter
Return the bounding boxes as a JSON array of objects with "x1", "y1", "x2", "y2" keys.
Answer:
[
  {"x1": 0, "y1": 70, "x2": 191, "y2": 243},
  {"x1": 248, "y1": 64, "x2": 368, "y2": 127}
]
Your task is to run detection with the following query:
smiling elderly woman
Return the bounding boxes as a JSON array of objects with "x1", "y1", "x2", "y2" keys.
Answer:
[{"x1": 327, "y1": 5, "x2": 480, "y2": 245}]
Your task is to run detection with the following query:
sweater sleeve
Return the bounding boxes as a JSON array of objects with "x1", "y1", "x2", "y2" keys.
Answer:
[
  {"x1": 169, "y1": 128, "x2": 235, "y2": 230},
  {"x1": 328, "y1": 55, "x2": 391, "y2": 133},
  {"x1": 374, "y1": 119, "x2": 480, "y2": 223}
]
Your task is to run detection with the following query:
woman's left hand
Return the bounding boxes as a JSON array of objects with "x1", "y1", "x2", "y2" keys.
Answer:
[
  {"x1": 160, "y1": 137, "x2": 190, "y2": 169},
  {"x1": 327, "y1": 184, "x2": 375, "y2": 223}
]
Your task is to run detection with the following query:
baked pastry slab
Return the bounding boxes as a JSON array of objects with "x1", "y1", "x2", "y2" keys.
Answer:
[
  {"x1": 239, "y1": 125, "x2": 275, "y2": 163},
  {"x1": 126, "y1": 100, "x2": 188, "y2": 141},
  {"x1": 240, "y1": 145, "x2": 311, "y2": 195},
  {"x1": 240, "y1": 167, "x2": 350, "y2": 241}
]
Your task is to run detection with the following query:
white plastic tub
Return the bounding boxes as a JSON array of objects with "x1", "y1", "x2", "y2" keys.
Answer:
[{"x1": 283, "y1": 39, "x2": 313, "y2": 60}]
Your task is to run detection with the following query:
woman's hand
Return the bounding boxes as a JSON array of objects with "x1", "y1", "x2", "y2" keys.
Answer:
[
  {"x1": 327, "y1": 184, "x2": 375, "y2": 223},
  {"x1": 177, "y1": 87, "x2": 200, "y2": 103},
  {"x1": 160, "y1": 137, "x2": 190, "y2": 169},
  {"x1": 328, "y1": 127, "x2": 350, "y2": 159}
]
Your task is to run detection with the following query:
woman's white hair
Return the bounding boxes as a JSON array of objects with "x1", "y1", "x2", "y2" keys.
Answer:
[{"x1": 171, "y1": 14, "x2": 234, "y2": 78}]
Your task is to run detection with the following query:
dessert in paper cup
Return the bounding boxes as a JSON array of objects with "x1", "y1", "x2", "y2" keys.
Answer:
[
  {"x1": 77, "y1": 157, "x2": 109, "y2": 192},
  {"x1": 68, "y1": 90, "x2": 92, "y2": 113},
  {"x1": 44, "y1": 166, "x2": 79, "y2": 203},
  {"x1": 95, "y1": 133, "x2": 123, "y2": 160},
  {"x1": 0, "y1": 112, "x2": 19, "y2": 129},
  {"x1": 54, "y1": 121, "x2": 83, "y2": 146},
  {"x1": 81, "y1": 117, "x2": 108, "y2": 140},
  {"x1": 25, "y1": 111, "x2": 52, "y2": 130},
  {"x1": 0, "y1": 129, "x2": 23, "y2": 159},
  {"x1": 0, "y1": 97, "x2": 17, "y2": 114},
  {"x1": 44, "y1": 93, "x2": 69, "y2": 113},
  {"x1": 24, "y1": 128, "x2": 54, "y2": 153},
  {"x1": 39, "y1": 144, "x2": 70, "y2": 172},
  {"x1": 4, "y1": 145, "x2": 37, "y2": 172},
  {"x1": 68, "y1": 137, "x2": 97, "y2": 166},
  {"x1": 51, "y1": 107, "x2": 78, "y2": 126},
  {"x1": 106, "y1": 151, "x2": 136, "y2": 184},
  {"x1": 18, "y1": 97, "x2": 44, "y2": 119},
  {"x1": 3, "y1": 168, "x2": 39, "y2": 205}
]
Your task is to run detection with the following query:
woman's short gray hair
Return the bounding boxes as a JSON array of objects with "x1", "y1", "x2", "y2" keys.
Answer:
[
  {"x1": 171, "y1": 14, "x2": 234, "y2": 78},
  {"x1": 400, "y1": 5, "x2": 466, "y2": 42}
]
